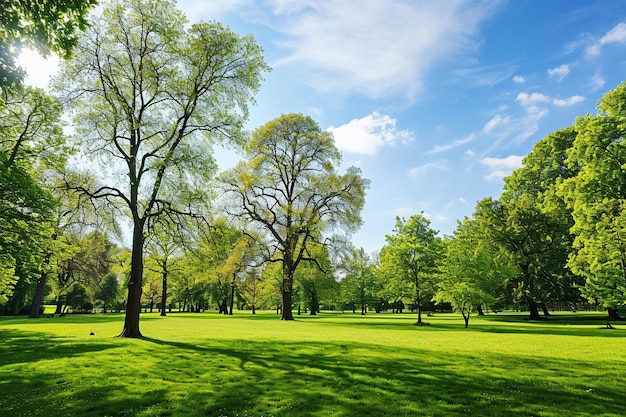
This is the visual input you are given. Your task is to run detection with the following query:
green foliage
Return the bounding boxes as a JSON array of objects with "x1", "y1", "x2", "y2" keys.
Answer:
[
  {"x1": 0, "y1": 0, "x2": 96, "y2": 87},
  {"x1": 558, "y1": 83, "x2": 626, "y2": 312},
  {"x1": 56, "y1": 0, "x2": 269, "y2": 336},
  {"x1": 65, "y1": 283, "x2": 92, "y2": 312},
  {"x1": 95, "y1": 273, "x2": 121, "y2": 313},
  {"x1": 220, "y1": 113, "x2": 369, "y2": 320},
  {"x1": 1, "y1": 312, "x2": 625, "y2": 417},
  {"x1": 436, "y1": 218, "x2": 515, "y2": 326},
  {"x1": 380, "y1": 213, "x2": 443, "y2": 323}
]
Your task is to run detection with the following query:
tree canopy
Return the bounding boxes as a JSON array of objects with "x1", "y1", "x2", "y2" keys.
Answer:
[
  {"x1": 56, "y1": 0, "x2": 269, "y2": 337},
  {"x1": 220, "y1": 113, "x2": 368, "y2": 320}
]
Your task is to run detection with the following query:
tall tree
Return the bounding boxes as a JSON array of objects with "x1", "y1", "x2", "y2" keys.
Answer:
[
  {"x1": 56, "y1": 0, "x2": 269, "y2": 337},
  {"x1": 0, "y1": 0, "x2": 96, "y2": 87},
  {"x1": 503, "y1": 126, "x2": 582, "y2": 313},
  {"x1": 0, "y1": 86, "x2": 63, "y2": 314},
  {"x1": 474, "y1": 195, "x2": 570, "y2": 320},
  {"x1": 559, "y1": 83, "x2": 626, "y2": 319},
  {"x1": 220, "y1": 113, "x2": 368, "y2": 320},
  {"x1": 380, "y1": 214, "x2": 442, "y2": 325},
  {"x1": 436, "y1": 217, "x2": 514, "y2": 327}
]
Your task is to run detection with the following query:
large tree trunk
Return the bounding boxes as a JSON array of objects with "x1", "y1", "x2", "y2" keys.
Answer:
[
  {"x1": 607, "y1": 307, "x2": 621, "y2": 320},
  {"x1": 30, "y1": 248, "x2": 53, "y2": 318},
  {"x1": 281, "y1": 264, "x2": 295, "y2": 320},
  {"x1": 527, "y1": 299, "x2": 541, "y2": 320},
  {"x1": 541, "y1": 300, "x2": 551, "y2": 316},
  {"x1": 160, "y1": 270, "x2": 167, "y2": 317},
  {"x1": 118, "y1": 222, "x2": 144, "y2": 338},
  {"x1": 476, "y1": 304, "x2": 484, "y2": 316}
]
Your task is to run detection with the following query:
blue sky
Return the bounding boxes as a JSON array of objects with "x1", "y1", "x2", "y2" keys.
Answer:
[{"x1": 19, "y1": 0, "x2": 626, "y2": 253}]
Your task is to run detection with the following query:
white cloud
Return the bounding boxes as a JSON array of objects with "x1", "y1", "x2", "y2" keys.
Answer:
[
  {"x1": 479, "y1": 155, "x2": 523, "y2": 181},
  {"x1": 516, "y1": 92, "x2": 550, "y2": 108},
  {"x1": 586, "y1": 22, "x2": 626, "y2": 57},
  {"x1": 547, "y1": 64, "x2": 570, "y2": 81},
  {"x1": 328, "y1": 112, "x2": 413, "y2": 155},
  {"x1": 553, "y1": 95, "x2": 585, "y2": 107},
  {"x1": 270, "y1": 0, "x2": 499, "y2": 99},
  {"x1": 407, "y1": 161, "x2": 448, "y2": 179},
  {"x1": 483, "y1": 114, "x2": 510, "y2": 134},
  {"x1": 427, "y1": 133, "x2": 475, "y2": 154},
  {"x1": 512, "y1": 75, "x2": 526, "y2": 84}
]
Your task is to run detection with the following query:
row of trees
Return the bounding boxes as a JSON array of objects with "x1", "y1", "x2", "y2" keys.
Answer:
[{"x1": 2, "y1": 0, "x2": 625, "y2": 336}]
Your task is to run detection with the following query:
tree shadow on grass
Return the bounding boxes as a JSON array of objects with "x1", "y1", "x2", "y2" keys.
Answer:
[
  {"x1": 2, "y1": 329, "x2": 625, "y2": 417},
  {"x1": 141, "y1": 336, "x2": 626, "y2": 417}
]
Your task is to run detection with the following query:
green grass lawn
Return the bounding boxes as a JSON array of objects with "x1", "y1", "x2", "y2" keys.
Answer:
[{"x1": 1, "y1": 310, "x2": 625, "y2": 417}]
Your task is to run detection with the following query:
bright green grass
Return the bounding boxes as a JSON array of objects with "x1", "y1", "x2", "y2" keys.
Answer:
[{"x1": 1, "y1": 311, "x2": 625, "y2": 417}]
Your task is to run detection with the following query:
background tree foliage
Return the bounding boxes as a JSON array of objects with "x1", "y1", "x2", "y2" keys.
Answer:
[
  {"x1": 220, "y1": 113, "x2": 368, "y2": 320},
  {"x1": 380, "y1": 214, "x2": 442, "y2": 325},
  {"x1": 559, "y1": 83, "x2": 626, "y2": 318}
]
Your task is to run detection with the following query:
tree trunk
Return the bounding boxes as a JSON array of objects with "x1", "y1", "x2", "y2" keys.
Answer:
[
  {"x1": 160, "y1": 270, "x2": 167, "y2": 317},
  {"x1": 527, "y1": 299, "x2": 541, "y2": 320},
  {"x1": 251, "y1": 305, "x2": 256, "y2": 314},
  {"x1": 29, "y1": 269, "x2": 48, "y2": 318},
  {"x1": 310, "y1": 287, "x2": 318, "y2": 316},
  {"x1": 607, "y1": 307, "x2": 621, "y2": 320},
  {"x1": 463, "y1": 311, "x2": 470, "y2": 328},
  {"x1": 118, "y1": 221, "x2": 144, "y2": 338},
  {"x1": 541, "y1": 300, "x2": 551, "y2": 316},
  {"x1": 55, "y1": 296, "x2": 63, "y2": 314},
  {"x1": 219, "y1": 297, "x2": 228, "y2": 314},
  {"x1": 281, "y1": 265, "x2": 295, "y2": 320},
  {"x1": 229, "y1": 285, "x2": 235, "y2": 316},
  {"x1": 476, "y1": 304, "x2": 484, "y2": 316}
]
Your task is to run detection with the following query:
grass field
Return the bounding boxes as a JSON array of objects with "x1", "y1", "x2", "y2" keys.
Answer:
[{"x1": 1, "y1": 310, "x2": 625, "y2": 417}]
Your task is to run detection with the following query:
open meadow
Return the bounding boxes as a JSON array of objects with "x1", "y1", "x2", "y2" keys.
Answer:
[{"x1": 1, "y1": 310, "x2": 625, "y2": 417}]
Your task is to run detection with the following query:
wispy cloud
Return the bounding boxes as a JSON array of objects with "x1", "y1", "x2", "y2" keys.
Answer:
[
  {"x1": 553, "y1": 95, "x2": 585, "y2": 107},
  {"x1": 328, "y1": 112, "x2": 413, "y2": 155},
  {"x1": 427, "y1": 133, "x2": 475, "y2": 154},
  {"x1": 479, "y1": 155, "x2": 523, "y2": 181},
  {"x1": 586, "y1": 22, "x2": 626, "y2": 56},
  {"x1": 512, "y1": 75, "x2": 526, "y2": 84},
  {"x1": 407, "y1": 161, "x2": 448, "y2": 179},
  {"x1": 268, "y1": 0, "x2": 500, "y2": 100},
  {"x1": 547, "y1": 64, "x2": 570, "y2": 81}
]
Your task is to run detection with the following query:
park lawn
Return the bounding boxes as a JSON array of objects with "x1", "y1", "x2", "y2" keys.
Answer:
[{"x1": 0, "y1": 311, "x2": 625, "y2": 417}]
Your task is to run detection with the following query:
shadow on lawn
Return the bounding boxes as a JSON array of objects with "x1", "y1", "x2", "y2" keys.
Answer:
[
  {"x1": 140, "y1": 336, "x2": 626, "y2": 417},
  {"x1": 3, "y1": 327, "x2": 626, "y2": 417}
]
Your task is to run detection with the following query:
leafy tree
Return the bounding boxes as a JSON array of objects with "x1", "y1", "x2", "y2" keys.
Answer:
[
  {"x1": 56, "y1": 0, "x2": 269, "y2": 337},
  {"x1": 380, "y1": 214, "x2": 442, "y2": 325},
  {"x1": 503, "y1": 126, "x2": 583, "y2": 313},
  {"x1": 474, "y1": 195, "x2": 571, "y2": 319},
  {"x1": 0, "y1": 0, "x2": 96, "y2": 87},
  {"x1": 559, "y1": 83, "x2": 626, "y2": 318},
  {"x1": 220, "y1": 113, "x2": 368, "y2": 320},
  {"x1": 436, "y1": 217, "x2": 514, "y2": 327},
  {"x1": 341, "y1": 246, "x2": 378, "y2": 315},
  {"x1": 0, "y1": 86, "x2": 62, "y2": 314},
  {"x1": 96, "y1": 273, "x2": 121, "y2": 313},
  {"x1": 294, "y1": 243, "x2": 336, "y2": 315},
  {"x1": 65, "y1": 282, "x2": 92, "y2": 313}
]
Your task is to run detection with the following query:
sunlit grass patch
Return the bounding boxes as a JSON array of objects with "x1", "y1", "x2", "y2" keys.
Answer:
[{"x1": 1, "y1": 311, "x2": 625, "y2": 416}]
